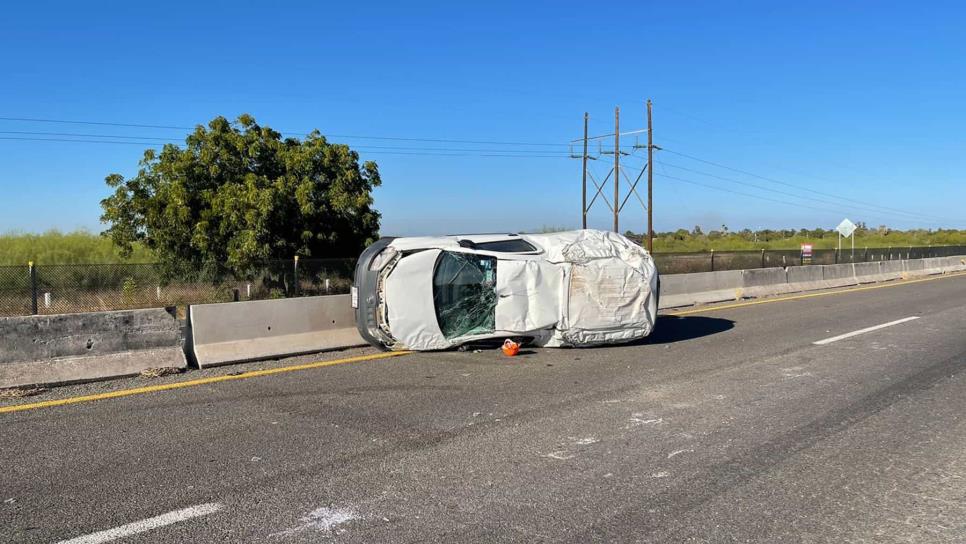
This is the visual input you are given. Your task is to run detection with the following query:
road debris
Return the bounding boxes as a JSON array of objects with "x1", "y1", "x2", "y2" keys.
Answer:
[
  {"x1": 269, "y1": 506, "x2": 361, "y2": 538},
  {"x1": 139, "y1": 367, "x2": 184, "y2": 378},
  {"x1": 0, "y1": 386, "x2": 48, "y2": 399},
  {"x1": 502, "y1": 339, "x2": 520, "y2": 357}
]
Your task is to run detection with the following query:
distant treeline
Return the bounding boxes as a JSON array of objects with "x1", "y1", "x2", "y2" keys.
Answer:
[
  {"x1": 0, "y1": 230, "x2": 155, "y2": 265},
  {"x1": 627, "y1": 224, "x2": 966, "y2": 252},
  {"x1": 3, "y1": 226, "x2": 966, "y2": 265}
]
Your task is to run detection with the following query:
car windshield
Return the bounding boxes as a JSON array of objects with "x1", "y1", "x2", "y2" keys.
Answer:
[{"x1": 432, "y1": 251, "x2": 497, "y2": 339}]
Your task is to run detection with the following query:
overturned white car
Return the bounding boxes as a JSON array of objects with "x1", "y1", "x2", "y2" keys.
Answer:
[{"x1": 352, "y1": 229, "x2": 659, "y2": 350}]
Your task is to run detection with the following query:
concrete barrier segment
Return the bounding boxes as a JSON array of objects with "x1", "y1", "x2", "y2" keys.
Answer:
[
  {"x1": 0, "y1": 308, "x2": 185, "y2": 389},
  {"x1": 189, "y1": 294, "x2": 365, "y2": 368}
]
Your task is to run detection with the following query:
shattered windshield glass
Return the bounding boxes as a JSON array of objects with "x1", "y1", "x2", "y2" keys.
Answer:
[{"x1": 433, "y1": 251, "x2": 497, "y2": 339}]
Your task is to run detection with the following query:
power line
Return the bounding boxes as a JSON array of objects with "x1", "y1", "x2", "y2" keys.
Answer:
[
  {"x1": 656, "y1": 171, "x2": 948, "y2": 227},
  {"x1": 657, "y1": 172, "x2": 870, "y2": 217},
  {"x1": 0, "y1": 137, "x2": 165, "y2": 146},
  {"x1": 0, "y1": 131, "x2": 572, "y2": 153},
  {"x1": 0, "y1": 136, "x2": 574, "y2": 154},
  {"x1": 325, "y1": 133, "x2": 567, "y2": 147},
  {"x1": 652, "y1": 159, "x2": 943, "y2": 224},
  {"x1": 0, "y1": 130, "x2": 178, "y2": 141},
  {"x1": 0, "y1": 116, "x2": 569, "y2": 147},
  {"x1": 659, "y1": 147, "x2": 936, "y2": 220},
  {"x1": 0, "y1": 137, "x2": 570, "y2": 158},
  {"x1": 0, "y1": 116, "x2": 192, "y2": 130}
]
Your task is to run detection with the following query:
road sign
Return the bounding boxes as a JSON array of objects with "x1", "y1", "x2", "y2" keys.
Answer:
[
  {"x1": 836, "y1": 218, "x2": 857, "y2": 238},
  {"x1": 801, "y1": 243, "x2": 813, "y2": 264}
]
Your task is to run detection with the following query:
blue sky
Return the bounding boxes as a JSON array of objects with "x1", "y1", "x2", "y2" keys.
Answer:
[{"x1": 1, "y1": 1, "x2": 964, "y2": 236}]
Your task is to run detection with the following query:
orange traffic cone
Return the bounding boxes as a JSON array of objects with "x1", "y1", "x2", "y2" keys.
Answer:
[{"x1": 501, "y1": 338, "x2": 520, "y2": 357}]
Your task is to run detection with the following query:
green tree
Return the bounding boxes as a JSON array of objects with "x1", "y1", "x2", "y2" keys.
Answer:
[{"x1": 100, "y1": 115, "x2": 381, "y2": 279}]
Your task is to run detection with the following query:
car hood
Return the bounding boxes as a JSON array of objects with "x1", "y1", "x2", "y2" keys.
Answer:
[{"x1": 383, "y1": 249, "x2": 451, "y2": 350}]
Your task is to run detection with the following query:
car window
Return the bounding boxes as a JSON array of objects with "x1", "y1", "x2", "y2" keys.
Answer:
[
  {"x1": 472, "y1": 239, "x2": 537, "y2": 253},
  {"x1": 433, "y1": 251, "x2": 497, "y2": 339}
]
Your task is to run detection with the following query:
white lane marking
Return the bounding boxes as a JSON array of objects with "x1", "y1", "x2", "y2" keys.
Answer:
[
  {"x1": 629, "y1": 414, "x2": 664, "y2": 426},
  {"x1": 56, "y1": 503, "x2": 224, "y2": 544},
  {"x1": 542, "y1": 450, "x2": 575, "y2": 460},
  {"x1": 813, "y1": 316, "x2": 920, "y2": 346}
]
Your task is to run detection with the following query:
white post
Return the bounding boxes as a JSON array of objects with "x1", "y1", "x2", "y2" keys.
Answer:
[
  {"x1": 324, "y1": 278, "x2": 331, "y2": 293},
  {"x1": 246, "y1": 283, "x2": 251, "y2": 298},
  {"x1": 44, "y1": 292, "x2": 51, "y2": 308},
  {"x1": 156, "y1": 286, "x2": 162, "y2": 300}
]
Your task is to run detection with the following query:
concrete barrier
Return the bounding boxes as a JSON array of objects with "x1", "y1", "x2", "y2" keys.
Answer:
[
  {"x1": 188, "y1": 294, "x2": 365, "y2": 368},
  {"x1": 0, "y1": 308, "x2": 185, "y2": 389},
  {"x1": 945, "y1": 256, "x2": 966, "y2": 272},
  {"x1": 853, "y1": 262, "x2": 881, "y2": 283},
  {"x1": 658, "y1": 255, "x2": 965, "y2": 309},
  {"x1": 821, "y1": 263, "x2": 857, "y2": 288},
  {"x1": 785, "y1": 265, "x2": 825, "y2": 292},
  {"x1": 787, "y1": 265, "x2": 823, "y2": 284},
  {"x1": 902, "y1": 259, "x2": 924, "y2": 278},
  {"x1": 921, "y1": 257, "x2": 946, "y2": 275},
  {"x1": 659, "y1": 270, "x2": 742, "y2": 309},
  {"x1": 740, "y1": 267, "x2": 791, "y2": 298},
  {"x1": 742, "y1": 267, "x2": 787, "y2": 287},
  {"x1": 879, "y1": 260, "x2": 904, "y2": 280}
]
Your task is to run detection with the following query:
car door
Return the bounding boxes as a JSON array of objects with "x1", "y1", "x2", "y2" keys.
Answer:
[{"x1": 493, "y1": 259, "x2": 563, "y2": 333}]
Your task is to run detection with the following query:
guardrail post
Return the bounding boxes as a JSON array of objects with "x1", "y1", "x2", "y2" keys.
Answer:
[
  {"x1": 29, "y1": 261, "x2": 38, "y2": 315},
  {"x1": 760, "y1": 248, "x2": 765, "y2": 269},
  {"x1": 293, "y1": 255, "x2": 300, "y2": 297},
  {"x1": 709, "y1": 249, "x2": 715, "y2": 272}
]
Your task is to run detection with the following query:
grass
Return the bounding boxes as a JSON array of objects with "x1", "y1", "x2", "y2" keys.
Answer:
[
  {"x1": 639, "y1": 228, "x2": 966, "y2": 252},
  {"x1": 3, "y1": 227, "x2": 964, "y2": 266},
  {"x1": 0, "y1": 230, "x2": 155, "y2": 265}
]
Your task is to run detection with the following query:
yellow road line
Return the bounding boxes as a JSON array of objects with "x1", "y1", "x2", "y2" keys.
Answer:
[
  {"x1": 0, "y1": 351, "x2": 409, "y2": 415},
  {"x1": 670, "y1": 271, "x2": 966, "y2": 316}
]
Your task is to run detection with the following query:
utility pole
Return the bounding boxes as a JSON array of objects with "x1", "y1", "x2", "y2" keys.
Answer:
[
  {"x1": 613, "y1": 106, "x2": 620, "y2": 233},
  {"x1": 581, "y1": 112, "x2": 589, "y2": 229},
  {"x1": 646, "y1": 99, "x2": 654, "y2": 253}
]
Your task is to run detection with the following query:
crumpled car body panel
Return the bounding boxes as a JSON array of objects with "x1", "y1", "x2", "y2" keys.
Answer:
[{"x1": 353, "y1": 229, "x2": 658, "y2": 350}]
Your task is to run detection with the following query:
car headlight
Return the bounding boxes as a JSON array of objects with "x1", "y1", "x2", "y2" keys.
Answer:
[{"x1": 368, "y1": 247, "x2": 398, "y2": 270}]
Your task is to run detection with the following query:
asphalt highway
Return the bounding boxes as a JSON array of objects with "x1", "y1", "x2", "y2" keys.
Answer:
[{"x1": 2, "y1": 274, "x2": 966, "y2": 543}]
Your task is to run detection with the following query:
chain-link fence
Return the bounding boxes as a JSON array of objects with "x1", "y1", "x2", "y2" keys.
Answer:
[
  {"x1": 0, "y1": 258, "x2": 356, "y2": 317},
  {"x1": 2, "y1": 245, "x2": 964, "y2": 317},
  {"x1": 652, "y1": 245, "x2": 966, "y2": 275}
]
